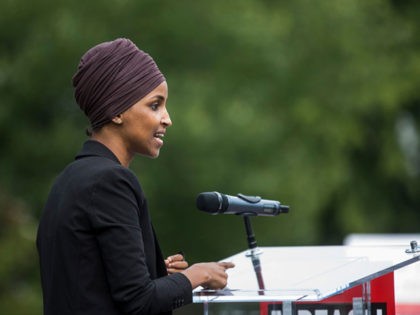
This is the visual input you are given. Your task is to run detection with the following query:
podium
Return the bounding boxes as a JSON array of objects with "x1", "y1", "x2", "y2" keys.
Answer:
[{"x1": 193, "y1": 243, "x2": 420, "y2": 315}]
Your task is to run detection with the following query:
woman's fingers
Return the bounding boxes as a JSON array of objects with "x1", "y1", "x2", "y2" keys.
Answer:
[
  {"x1": 168, "y1": 260, "x2": 189, "y2": 270},
  {"x1": 165, "y1": 254, "x2": 185, "y2": 264},
  {"x1": 166, "y1": 254, "x2": 189, "y2": 273},
  {"x1": 218, "y1": 261, "x2": 235, "y2": 270}
]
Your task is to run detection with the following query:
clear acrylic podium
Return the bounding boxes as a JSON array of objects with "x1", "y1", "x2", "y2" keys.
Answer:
[{"x1": 193, "y1": 244, "x2": 420, "y2": 315}]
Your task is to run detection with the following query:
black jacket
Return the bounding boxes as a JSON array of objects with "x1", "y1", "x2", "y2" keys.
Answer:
[{"x1": 37, "y1": 140, "x2": 192, "y2": 315}]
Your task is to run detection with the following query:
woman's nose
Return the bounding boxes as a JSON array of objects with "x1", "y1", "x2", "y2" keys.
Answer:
[{"x1": 162, "y1": 109, "x2": 172, "y2": 127}]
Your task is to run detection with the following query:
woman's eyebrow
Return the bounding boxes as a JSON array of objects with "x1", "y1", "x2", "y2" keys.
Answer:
[{"x1": 149, "y1": 95, "x2": 166, "y2": 102}]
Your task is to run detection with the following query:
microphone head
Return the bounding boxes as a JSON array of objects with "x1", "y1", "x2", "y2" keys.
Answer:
[
  {"x1": 279, "y1": 204, "x2": 290, "y2": 214},
  {"x1": 196, "y1": 192, "x2": 227, "y2": 214}
]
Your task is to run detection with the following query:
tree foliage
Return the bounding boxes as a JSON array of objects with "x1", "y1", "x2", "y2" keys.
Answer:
[{"x1": 0, "y1": 0, "x2": 419, "y2": 313}]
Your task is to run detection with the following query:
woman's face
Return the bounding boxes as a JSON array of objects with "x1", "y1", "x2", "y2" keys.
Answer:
[{"x1": 119, "y1": 81, "x2": 172, "y2": 158}]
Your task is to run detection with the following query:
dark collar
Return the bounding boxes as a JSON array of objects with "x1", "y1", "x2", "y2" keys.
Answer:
[{"x1": 75, "y1": 139, "x2": 121, "y2": 165}]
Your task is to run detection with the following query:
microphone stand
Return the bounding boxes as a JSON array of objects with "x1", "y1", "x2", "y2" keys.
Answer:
[{"x1": 243, "y1": 215, "x2": 265, "y2": 295}]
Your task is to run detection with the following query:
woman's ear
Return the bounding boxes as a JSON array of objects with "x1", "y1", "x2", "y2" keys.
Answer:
[{"x1": 111, "y1": 115, "x2": 123, "y2": 125}]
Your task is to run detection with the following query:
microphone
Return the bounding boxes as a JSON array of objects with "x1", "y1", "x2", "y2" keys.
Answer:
[{"x1": 196, "y1": 192, "x2": 289, "y2": 217}]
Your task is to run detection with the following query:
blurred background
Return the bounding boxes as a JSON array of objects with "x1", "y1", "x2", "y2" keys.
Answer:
[{"x1": 0, "y1": 0, "x2": 419, "y2": 313}]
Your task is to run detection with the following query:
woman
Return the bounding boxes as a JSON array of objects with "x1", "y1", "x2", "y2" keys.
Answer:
[{"x1": 36, "y1": 38, "x2": 234, "y2": 315}]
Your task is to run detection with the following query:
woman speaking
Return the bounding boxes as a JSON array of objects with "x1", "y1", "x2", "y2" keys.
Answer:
[{"x1": 36, "y1": 38, "x2": 234, "y2": 315}]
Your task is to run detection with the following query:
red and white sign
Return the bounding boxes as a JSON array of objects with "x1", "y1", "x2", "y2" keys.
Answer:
[{"x1": 344, "y1": 234, "x2": 420, "y2": 315}]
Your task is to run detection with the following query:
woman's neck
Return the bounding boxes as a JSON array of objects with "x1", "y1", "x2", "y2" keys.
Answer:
[{"x1": 90, "y1": 128, "x2": 133, "y2": 167}]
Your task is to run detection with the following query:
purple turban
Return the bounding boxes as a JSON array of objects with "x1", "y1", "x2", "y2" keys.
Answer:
[{"x1": 72, "y1": 38, "x2": 165, "y2": 129}]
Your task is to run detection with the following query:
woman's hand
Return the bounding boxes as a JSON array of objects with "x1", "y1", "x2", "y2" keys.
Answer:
[
  {"x1": 181, "y1": 261, "x2": 235, "y2": 290},
  {"x1": 165, "y1": 253, "x2": 189, "y2": 274},
  {"x1": 199, "y1": 262, "x2": 235, "y2": 290}
]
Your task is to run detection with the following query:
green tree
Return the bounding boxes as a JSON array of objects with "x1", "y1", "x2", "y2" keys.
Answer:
[{"x1": 0, "y1": 0, "x2": 419, "y2": 313}]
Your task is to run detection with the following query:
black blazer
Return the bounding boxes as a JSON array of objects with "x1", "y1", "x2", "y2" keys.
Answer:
[{"x1": 37, "y1": 140, "x2": 192, "y2": 315}]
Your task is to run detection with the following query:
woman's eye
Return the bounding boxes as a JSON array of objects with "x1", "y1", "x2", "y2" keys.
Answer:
[{"x1": 150, "y1": 103, "x2": 159, "y2": 110}]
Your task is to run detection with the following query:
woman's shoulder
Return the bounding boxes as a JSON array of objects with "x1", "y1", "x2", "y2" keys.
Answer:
[
  {"x1": 58, "y1": 155, "x2": 139, "y2": 192},
  {"x1": 79, "y1": 156, "x2": 137, "y2": 180}
]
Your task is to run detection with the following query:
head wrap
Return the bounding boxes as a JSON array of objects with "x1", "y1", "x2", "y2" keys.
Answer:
[{"x1": 72, "y1": 38, "x2": 165, "y2": 129}]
